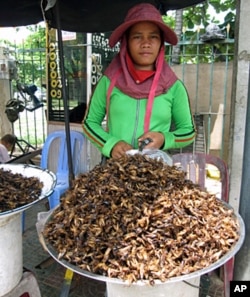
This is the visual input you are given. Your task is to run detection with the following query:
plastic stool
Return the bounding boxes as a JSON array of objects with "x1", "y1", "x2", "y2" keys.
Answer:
[{"x1": 3, "y1": 271, "x2": 41, "y2": 297}]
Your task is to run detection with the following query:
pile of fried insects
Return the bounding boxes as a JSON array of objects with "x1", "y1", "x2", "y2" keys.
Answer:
[
  {"x1": 43, "y1": 154, "x2": 239, "y2": 284},
  {"x1": 0, "y1": 168, "x2": 43, "y2": 212}
]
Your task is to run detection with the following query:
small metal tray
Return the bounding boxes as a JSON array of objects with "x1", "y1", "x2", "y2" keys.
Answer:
[{"x1": 0, "y1": 163, "x2": 56, "y2": 217}]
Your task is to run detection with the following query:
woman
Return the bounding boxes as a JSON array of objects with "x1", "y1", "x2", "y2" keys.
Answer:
[{"x1": 83, "y1": 3, "x2": 196, "y2": 159}]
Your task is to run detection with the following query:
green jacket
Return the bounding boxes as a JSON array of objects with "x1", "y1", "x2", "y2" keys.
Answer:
[{"x1": 83, "y1": 76, "x2": 196, "y2": 157}]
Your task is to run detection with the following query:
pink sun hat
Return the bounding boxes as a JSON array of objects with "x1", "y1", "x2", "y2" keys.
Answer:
[{"x1": 109, "y1": 3, "x2": 178, "y2": 47}]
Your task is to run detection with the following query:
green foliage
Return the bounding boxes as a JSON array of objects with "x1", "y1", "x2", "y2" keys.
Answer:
[
  {"x1": 162, "y1": 15, "x2": 175, "y2": 28},
  {"x1": 164, "y1": 0, "x2": 236, "y2": 64},
  {"x1": 12, "y1": 24, "x2": 46, "y2": 88},
  {"x1": 183, "y1": 4, "x2": 207, "y2": 29},
  {"x1": 183, "y1": 0, "x2": 236, "y2": 35}
]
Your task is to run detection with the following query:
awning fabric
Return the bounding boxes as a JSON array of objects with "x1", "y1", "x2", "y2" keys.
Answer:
[{"x1": 1, "y1": 0, "x2": 204, "y2": 31}]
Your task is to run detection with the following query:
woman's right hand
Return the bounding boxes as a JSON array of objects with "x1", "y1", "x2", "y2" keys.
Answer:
[{"x1": 111, "y1": 141, "x2": 133, "y2": 159}]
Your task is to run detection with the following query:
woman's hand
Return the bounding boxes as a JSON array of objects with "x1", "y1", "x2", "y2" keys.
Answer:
[
  {"x1": 138, "y1": 132, "x2": 165, "y2": 150},
  {"x1": 111, "y1": 141, "x2": 133, "y2": 158}
]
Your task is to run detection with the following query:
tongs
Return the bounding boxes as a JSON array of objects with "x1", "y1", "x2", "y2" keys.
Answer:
[{"x1": 138, "y1": 137, "x2": 153, "y2": 152}]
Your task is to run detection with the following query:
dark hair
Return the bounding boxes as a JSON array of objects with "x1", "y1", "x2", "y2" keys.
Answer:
[{"x1": 1, "y1": 134, "x2": 17, "y2": 146}]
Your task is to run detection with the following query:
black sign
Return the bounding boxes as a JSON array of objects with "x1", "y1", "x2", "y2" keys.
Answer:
[
  {"x1": 230, "y1": 281, "x2": 250, "y2": 297},
  {"x1": 91, "y1": 32, "x2": 119, "y2": 88}
]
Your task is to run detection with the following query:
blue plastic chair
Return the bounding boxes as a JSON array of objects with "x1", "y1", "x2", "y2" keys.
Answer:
[{"x1": 40, "y1": 130, "x2": 85, "y2": 209}]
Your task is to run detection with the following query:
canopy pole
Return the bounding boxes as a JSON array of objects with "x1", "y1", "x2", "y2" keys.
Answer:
[
  {"x1": 234, "y1": 64, "x2": 250, "y2": 280},
  {"x1": 54, "y1": 0, "x2": 74, "y2": 186}
]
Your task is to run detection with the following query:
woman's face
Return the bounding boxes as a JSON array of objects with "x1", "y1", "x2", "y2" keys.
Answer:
[{"x1": 127, "y1": 21, "x2": 162, "y2": 71}]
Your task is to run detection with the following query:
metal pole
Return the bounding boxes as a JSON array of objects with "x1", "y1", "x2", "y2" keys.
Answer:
[
  {"x1": 234, "y1": 64, "x2": 250, "y2": 280},
  {"x1": 54, "y1": 1, "x2": 74, "y2": 186}
]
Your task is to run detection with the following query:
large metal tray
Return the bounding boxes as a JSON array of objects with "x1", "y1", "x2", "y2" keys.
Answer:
[
  {"x1": 0, "y1": 163, "x2": 56, "y2": 217},
  {"x1": 41, "y1": 199, "x2": 245, "y2": 286}
]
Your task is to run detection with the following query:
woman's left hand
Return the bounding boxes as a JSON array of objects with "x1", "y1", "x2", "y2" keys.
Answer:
[{"x1": 138, "y1": 132, "x2": 165, "y2": 150}]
